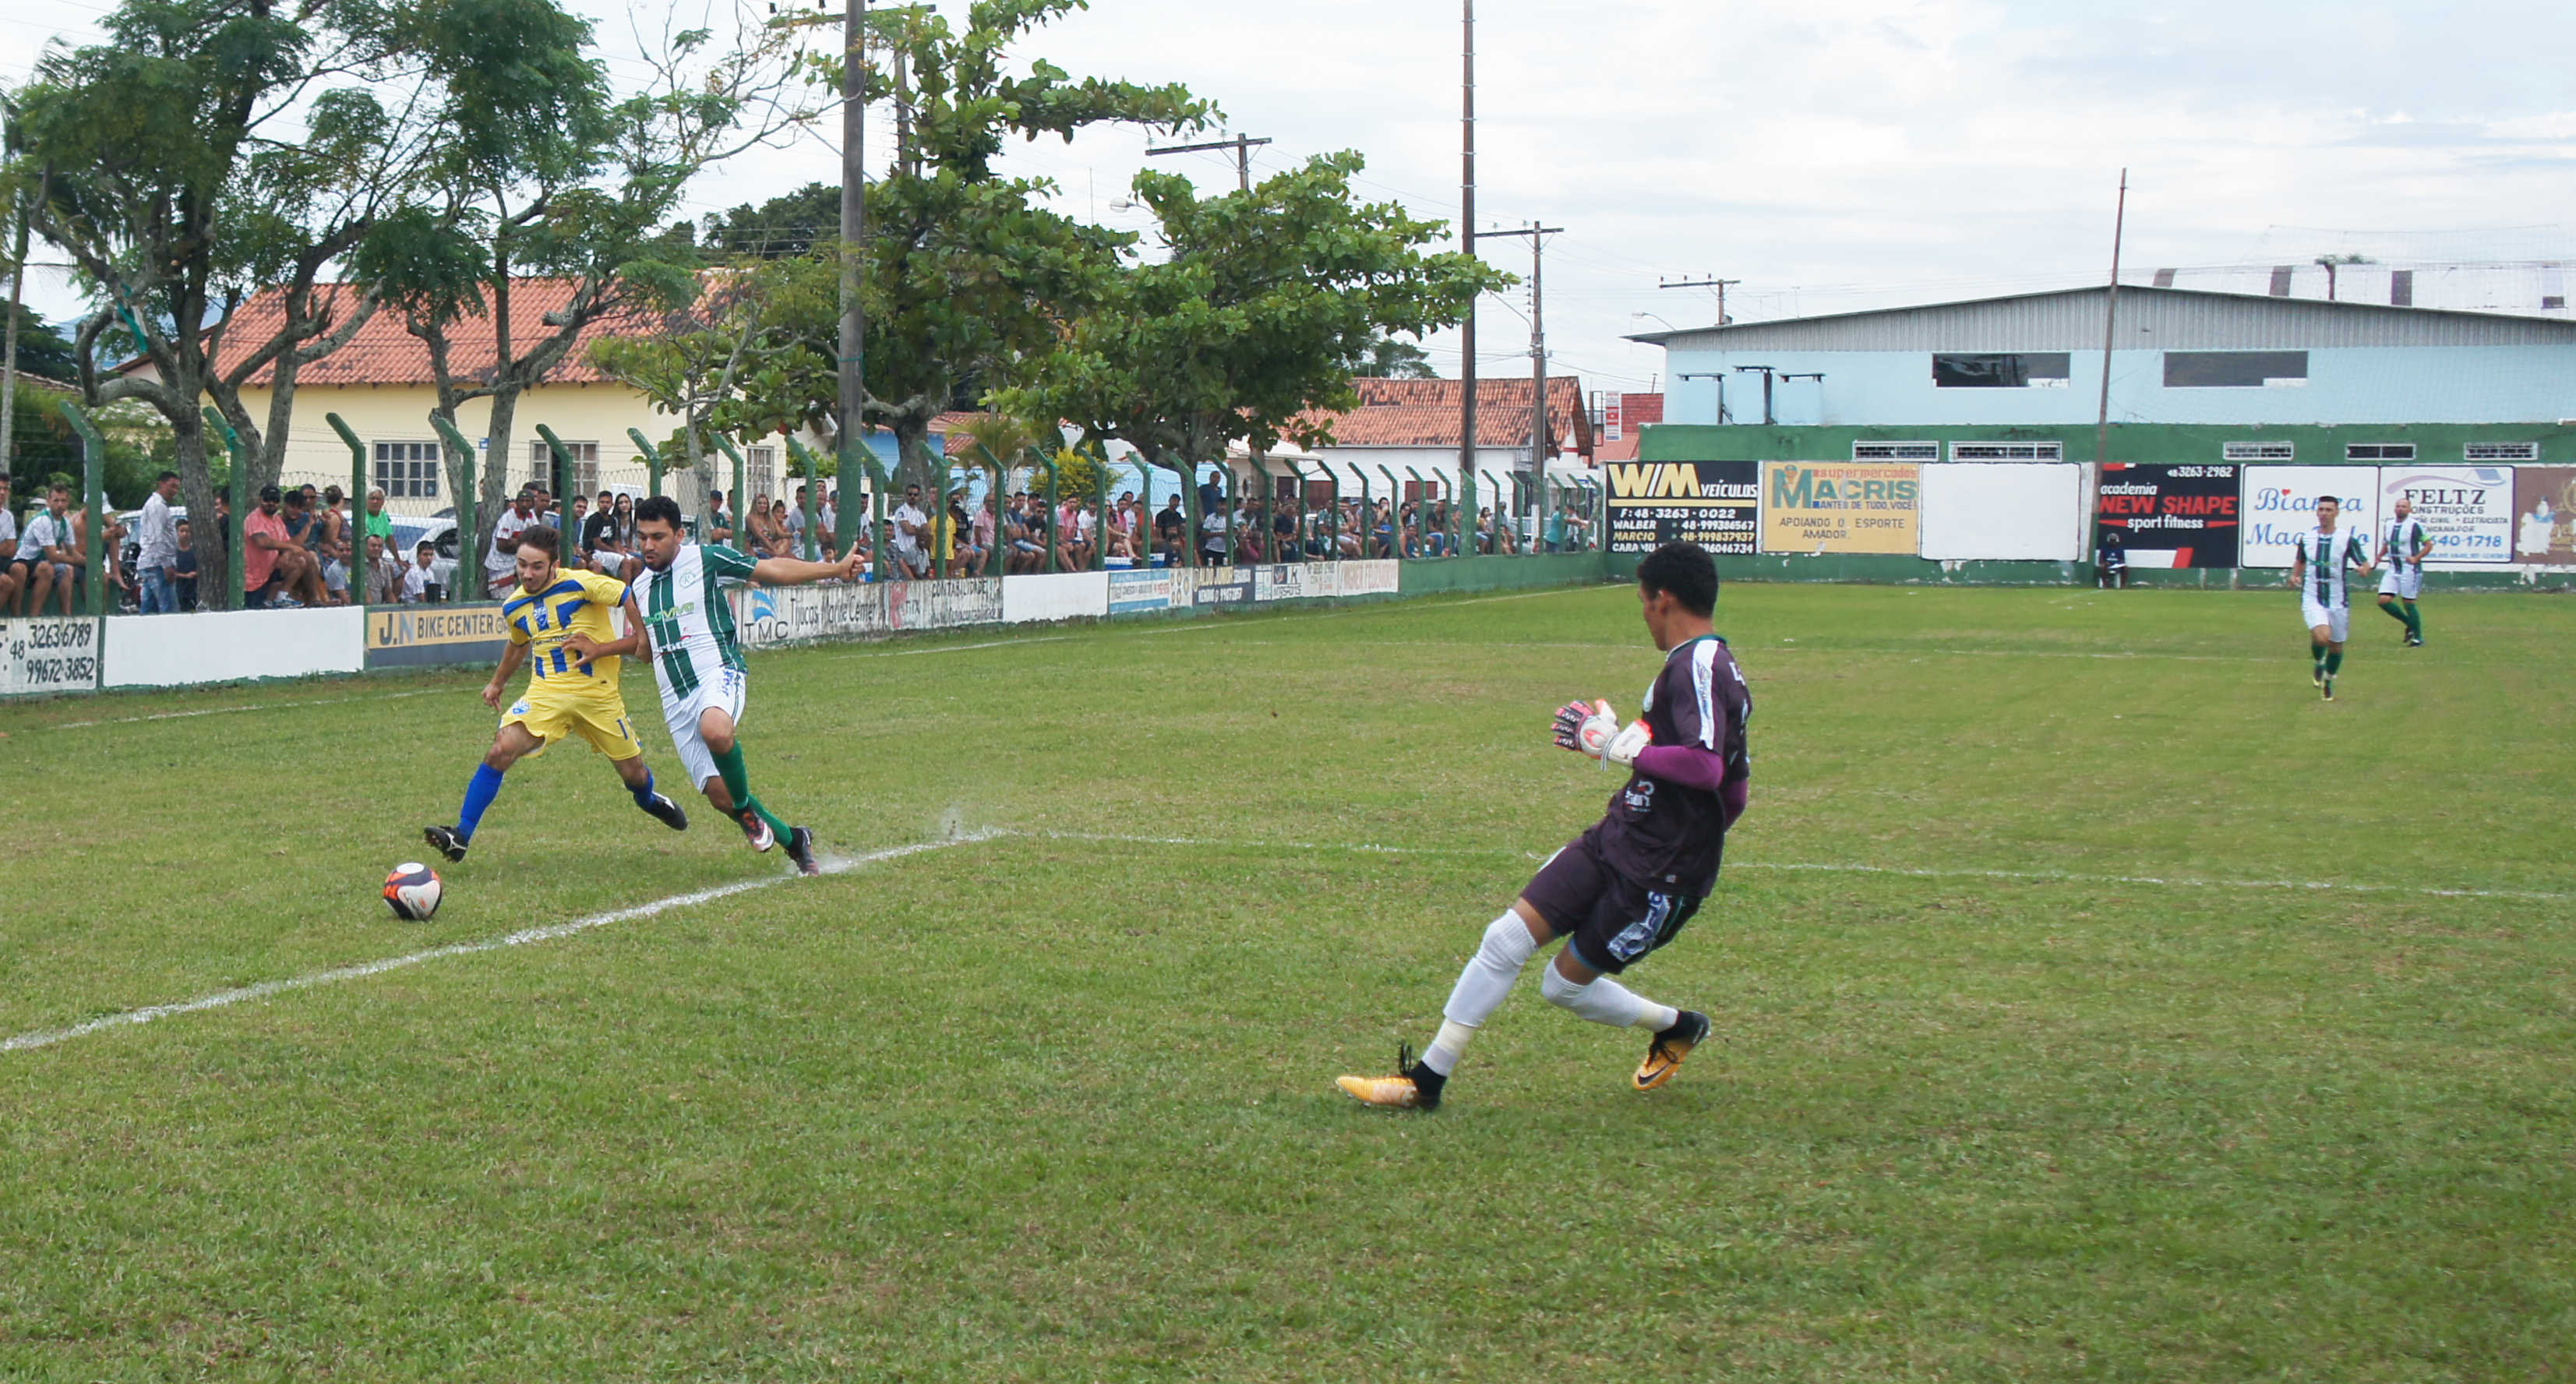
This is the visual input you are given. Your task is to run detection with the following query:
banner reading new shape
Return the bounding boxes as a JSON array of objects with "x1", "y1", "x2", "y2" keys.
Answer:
[
  {"x1": 2095, "y1": 463, "x2": 2239, "y2": 568},
  {"x1": 1604, "y1": 461, "x2": 1759, "y2": 556},
  {"x1": 1758, "y1": 462, "x2": 1918, "y2": 555}
]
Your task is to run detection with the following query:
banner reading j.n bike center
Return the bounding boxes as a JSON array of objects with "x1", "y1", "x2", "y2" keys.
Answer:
[
  {"x1": 1758, "y1": 462, "x2": 1919, "y2": 554},
  {"x1": 1605, "y1": 461, "x2": 1759, "y2": 556}
]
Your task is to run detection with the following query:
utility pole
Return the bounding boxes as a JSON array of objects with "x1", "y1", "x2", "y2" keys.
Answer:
[
  {"x1": 835, "y1": 0, "x2": 867, "y2": 556},
  {"x1": 1, "y1": 190, "x2": 26, "y2": 478},
  {"x1": 1459, "y1": 0, "x2": 1476, "y2": 514},
  {"x1": 1661, "y1": 274, "x2": 1738, "y2": 327},
  {"x1": 1474, "y1": 223, "x2": 1562, "y2": 479},
  {"x1": 1145, "y1": 133, "x2": 1272, "y2": 192},
  {"x1": 2092, "y1": 168, "x2": 2129, "y2": 567}
]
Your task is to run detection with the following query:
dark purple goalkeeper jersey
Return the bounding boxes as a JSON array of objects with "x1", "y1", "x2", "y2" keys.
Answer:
[{"x1": 1593, "y1": 634, "x2": 1752, "y2": 895}]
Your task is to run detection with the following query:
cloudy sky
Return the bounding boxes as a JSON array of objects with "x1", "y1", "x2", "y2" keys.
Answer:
[{"x1": 9, "y1": 0, "x2": 2576, "y2": 395}]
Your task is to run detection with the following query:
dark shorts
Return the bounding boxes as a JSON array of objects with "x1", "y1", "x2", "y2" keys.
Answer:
[{"x1": 1519, "y1": 829, "x2": 1706, "y2": 976}]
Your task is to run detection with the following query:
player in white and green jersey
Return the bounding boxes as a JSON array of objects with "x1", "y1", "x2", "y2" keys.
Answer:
[
  {"x1": 625, "y1": 495, "x2": 862, "y2": 875},
  {"x1": 2288, "y1": 495, "x2": 2375, "y2": 702},
  {"x1": 2374, "y1": 496, "x2": 2431, "y2": 648}
]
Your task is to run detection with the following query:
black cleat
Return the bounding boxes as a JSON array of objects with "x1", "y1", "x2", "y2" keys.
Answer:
[
  {"x1": 2321, "y1": 678, "x2": 2335, "y2": 702},
  {"x1": 2312, "y1": 666, "x2": 2325, "y2": 689},
  {"x1": 737, "y1": 809, "x2": 775, "y2": 853},
  {"x1": 1336, "y1": 1043, "x2": 1444, "y2": 1110},
  {"x1": 2406, "y1": 634, "x2": 2423, "y2": 648},
  {"x1": 785, "y1": 826, "x2": 820, "y2": 877},
  {"x1": 640, "y1": 792, "x2": 688, "y2": 831},
  {"x1": 422, "y1": 824, "x2": 468, "y2": 863}
]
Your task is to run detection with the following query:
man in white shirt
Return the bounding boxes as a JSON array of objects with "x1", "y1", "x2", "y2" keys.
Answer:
[
  {"x1": 0, "y1": 475, "x2": 19, "y2": 612},
  {"x1": 889, "y1": 483, "x2": 930, "y2": 580},
  {"x1": 488, "y1": 489, "x2": 536, "y2": 598},
  {"x1": 135, "y1": 470, "x2": 183, "y2": 613},
  {"x1": 2288, "y1": 495, "x2": 2375, "y2": 703},
  {"x1": 402, "y1": 540, "x2": 437, "y2": 603},
  {"x1": 13, "y1": 482, "x2": 83, "y2": 616}
]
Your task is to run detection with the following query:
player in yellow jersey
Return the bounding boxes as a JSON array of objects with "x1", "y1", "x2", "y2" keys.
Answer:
[{"x1": 422, "y1": 524, "x2": 687, "y2": 862}]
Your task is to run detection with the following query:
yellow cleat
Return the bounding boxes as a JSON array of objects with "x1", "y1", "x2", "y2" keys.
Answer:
[
  {"x1": 1337, "y1": 1044, "x2": 1442, "y2": 1110},
  {"x1": 1634, "y1": 1010, "x2": 1712, "y2": 1091}
]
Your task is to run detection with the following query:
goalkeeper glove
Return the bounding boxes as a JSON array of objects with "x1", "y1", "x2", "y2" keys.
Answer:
[{"x1": 1552, "y1": 699, "x2": 1652, "y2": 768}]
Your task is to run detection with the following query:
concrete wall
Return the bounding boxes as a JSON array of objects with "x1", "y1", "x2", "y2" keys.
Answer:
[{"x1": 1662, "y1": 344, "x2": 2576, "y2": 429}]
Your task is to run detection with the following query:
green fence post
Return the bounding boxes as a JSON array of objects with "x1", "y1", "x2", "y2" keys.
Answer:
[
  {"x1": 325, "y1": 414, "x2": 370, "y2": 603},
  {"x1": 1355, "y1": 468, "x2": 1371, "y2": 561},
  {"x1": 55, "y1": 401, "x2": 108, "y2": 616},
  {"x1": 709, "y1": 434, "x2": 753, "y2": 553},
  {"x1": 203, "y1": 406, "x2": 250, "y2": 610},
  {"x1": 1374, "y1": 465, "x2": 1400, "y2": 559},
  {"x1": 427, "y1": 412, "x2": 478, "y2": 602},
  {"x1": 623, "y1": 429, "x2": 666, "y2": 517},
  {"x1": 1092, "y1": 450, "x2": 1111, "y2": 571}
]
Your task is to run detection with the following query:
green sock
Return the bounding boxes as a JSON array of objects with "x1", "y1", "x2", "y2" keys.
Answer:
[
  {"x1": 2403, "y1": 601, "x2": 2422, "y2": 636},
  {"x1": 2325, "y1": 650, "x2": 2343, "y2": 676},
  {"x1": 2378, "y1": 600, "x2": 2410, "y2": 627},
  {"x1": 710, "y1": 742, "x2": 790, "y2": 836},
  {"x1": 2310, "y1": 641, "x2": 2327, "y2": 669}
]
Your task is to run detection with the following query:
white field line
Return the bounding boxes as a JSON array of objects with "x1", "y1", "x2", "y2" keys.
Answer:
[
  {"x1": 0, "y1": 832, "x2": 993, "y2": 1055},
  {"x1": 1029, "y1": 829, "x2": 2576, "y2": 903},
  {"x1": 829, "y1": 635, "x2": 1071, "y2": 661},
  {"x1": 44, "y1": 687, "x2": 446, "y2": 731}
]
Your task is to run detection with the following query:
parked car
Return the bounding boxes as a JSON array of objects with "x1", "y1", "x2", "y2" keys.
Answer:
[{"x1": 386, "y1": 512, "x2": 462, "y2": 596}]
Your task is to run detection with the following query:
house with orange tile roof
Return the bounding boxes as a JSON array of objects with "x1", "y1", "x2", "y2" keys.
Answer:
[{"x1": 1283, "y1": 376, "x2": 1593, "y2": 522}]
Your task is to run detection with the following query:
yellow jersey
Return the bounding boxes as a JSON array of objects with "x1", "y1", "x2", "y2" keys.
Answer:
[{"x1": 504, "y1": 567, "x2": 630, "y2": 695}]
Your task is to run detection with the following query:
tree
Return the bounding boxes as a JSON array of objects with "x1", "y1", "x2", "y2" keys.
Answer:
[
  {"x1": 355, "y1": 12, "x2": 813, "y2": 581},
  {"x1": 748, "y1": 0, "x2": 1208, "y2": 547},
  {"x1": 1339, "y1": 332, "x2": 1437, "y2": 380},
  {"x1": 5, "y1": 0, "x2": 457, "y2": 598},
  {"x1": 1001, "y1": 151, "x2": 1507, "y2": 554},
  {"x1": 702, "y1": 182, "x2": 839, "y2": 260},
  {"x1": 0, "y1": 305, "x2": 76, "y2": 382}
]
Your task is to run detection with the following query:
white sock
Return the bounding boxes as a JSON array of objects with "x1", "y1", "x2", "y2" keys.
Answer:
[
  {"x1": 1540, "y1": 965, "x2": 1678, "y2": 1033},
  {"x1": 1424, "y1": 913, "x2": 1537, "y2": 1075}
]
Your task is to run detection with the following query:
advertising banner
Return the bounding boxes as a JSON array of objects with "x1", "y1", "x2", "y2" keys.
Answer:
[
  {"x1": 2377, "y1": 465, "x2": 2514, "y2": 565},
  {"x1": 1604, "y1": 461, "x2": 1759, "y2": 556},
  {"x1": 365, "y1": 603, "x2": 512, "y2": 669},
  {"x1": 1, "y1": 616, "x2": 101, "y2": 695},
  {"x1": 1003, "y1": 571, "x2": 1110, "y2": 624},
  {"x1": 1190, "y1": 565, "x2": 1251, "y2": 606},
  {"x1": 2511, "y1": 467, "x2": 2576, "y2": 565},
  {"x1": 2095, "y1": 463, "x2": 2239, "y2": 568},
  {"x1": 1759, "y1": 462, "x2": 1919, "y2": 554},
  {"x1": 885, "y1": 577, "x2": 1003, "y2": 631},
  {"x1": 2242, "y1": 465, "x2": 2379, "y2": 567},
  {"x1": 1107, "y1": 567, "x2": 1177, "y2": 613},
  {"x1": 739, "y1": 584, "x2": 885, "y2": 648},
  {"x1": 1254, "y1": 563, "x2": 1337, "y2": 602},
  {"x1": 1918, "y1": 463, "x2": 2082, "y2": 561},
  {"x1": 1338, "y1": 560, "x2": 1399, "y2": 596}
]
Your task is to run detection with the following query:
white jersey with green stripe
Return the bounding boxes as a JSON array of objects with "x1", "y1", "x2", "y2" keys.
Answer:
[
  {"x1": 2295, "y1": 526, "x2": 2371, "y2": 609},
  {"x1": 631, "y1": 542, "x2": 759, "y2": 699},
  {"x1": 2384, "y1": 515, "x2": 2430, "y2": 571}
]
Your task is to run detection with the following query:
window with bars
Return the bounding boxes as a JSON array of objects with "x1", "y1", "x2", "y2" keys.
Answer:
[
  {"x1": 746, "y1": 446, "x2": 778, "y2": 504},
  {"x1": 1852, "y1": 441, "x2": 1939, "y2": 460},
  {"x1": 2345, "y1": 443, "x2": 2415, "y2": 461},
  {"x1": 373, "y1": 441, "x2": 441, "y2": 499},
  {"x1": 528, "y1": 440, "x2": 599, "y2": 497},
  {"x1": 2465, "y1": 441, "x2": 2539, "y2": 461},
  {"x1": 1950, "y1": 441, "x2": 2064, "y2": 461},
  {"x1": 2222, "y1": 442, "x2": 2295, "y2": 461}
]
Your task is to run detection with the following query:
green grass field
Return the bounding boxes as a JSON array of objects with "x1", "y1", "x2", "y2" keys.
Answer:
[{"x1": 1, "y1": 581, "x2": 2571, "y2": 1381}]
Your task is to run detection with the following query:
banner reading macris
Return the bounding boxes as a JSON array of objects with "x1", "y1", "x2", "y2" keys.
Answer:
[
  {"x1": 1759, "y1": 462, "x2": 1918, "y2": 554},
  {"x1": 1604, "y1": 461, "x2": 1759, "y2": 555},
  {"x1": 2095, "y1": 462, "x2": 2239, "y2": 567}
]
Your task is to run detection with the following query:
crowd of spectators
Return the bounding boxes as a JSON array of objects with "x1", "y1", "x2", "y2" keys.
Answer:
[{"x1": 0, "y1": 461, "x2": 1597, "y2": 617}]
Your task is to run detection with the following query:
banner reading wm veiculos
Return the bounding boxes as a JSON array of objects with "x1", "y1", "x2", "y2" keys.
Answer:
[
  {"x1": 1759, "y1": 462, "x2": 1918, "y2": 554},
  {"x1": 1604, "y1": 461, "x2": 1758, "y2": 555},
  {"x1": 2096, "y1": 463, "x2": 2239, "y2": 567}
]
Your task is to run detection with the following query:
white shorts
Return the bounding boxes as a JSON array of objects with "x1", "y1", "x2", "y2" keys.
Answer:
[
  {"x1": 659, "y1": 664, "x2": 748, "y2": 789},
  {"x1": 2300, "y1": 600, "x2": 2350, "y2": 643},
  {"x1": 2377, "y1": 567, "x2": 2422, "y2": 600}
]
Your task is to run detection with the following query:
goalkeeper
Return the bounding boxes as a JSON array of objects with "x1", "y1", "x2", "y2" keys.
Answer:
[{"x1": 1338, "y1": 542, "x2": 1752, "y2": 1110}]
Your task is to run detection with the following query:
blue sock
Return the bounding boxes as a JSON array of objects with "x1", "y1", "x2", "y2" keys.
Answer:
[
  {"x1": 630, "y1": 768, "x2": 657, "y2": 809},
  {"x1": 457, "y1": 763, "x2": 504, "y2": 842}
]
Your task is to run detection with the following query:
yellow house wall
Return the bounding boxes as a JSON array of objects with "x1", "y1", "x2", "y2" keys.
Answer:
[{"x1": 241, "y1": 380, "x2": 685, "y2": 519}]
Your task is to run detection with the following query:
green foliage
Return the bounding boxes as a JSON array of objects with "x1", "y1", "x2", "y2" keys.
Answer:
[
  {"x1": 1, "y1": 305, "x2": 79, "y2": 382},
  {"x1": 702, "y1": 182, "x2": 841, "y2": 260},
  {"x1": 1338, "y1": 331, "x2": 1438, "y2": 380}
]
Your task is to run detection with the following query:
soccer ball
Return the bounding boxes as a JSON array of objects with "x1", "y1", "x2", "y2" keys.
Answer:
[{"x1": 383, "y1": 863, "x2": 443, "y2": 921}]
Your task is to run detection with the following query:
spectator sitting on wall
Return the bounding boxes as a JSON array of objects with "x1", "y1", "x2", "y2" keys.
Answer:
[
  {"x1": 488, "y1": 487, "x2": 538, "y2": 598},
  {"x1": 319, "y1": 484, "x2": 355, "y2": 602},
  {"x1": 580, "y1": 489, "x2": 616, "y2": 564},
  {"x1": 768, "y1": 500, "x2": 796, "y2": 559},
  {"x1": 280, "y1": 490, "x2": 330, "y2": 606},
  {"x1": 703, "y1": 488, "x2": 732, "y2": 547},
  {"x1": 947, "y1": 491, "x2": 984, "y2": 577},
  {"x1": 743, "y1": 492, "x2": 777, "y2": 555},
  {"x1": 402, "y1": 538, "x2": 438, "y2": 602},
  {"x1": 172, "y1": 518, "x2": 199, "y2": 611},
  {"x1": 136, "y1": 469, "x2": 182, "y2": 615},
  {"x1": 0, "y1": 475, "x2": 18, "y2": 613},
  {"x1": 12, "y1": 482, "x2": 81, "y2": 616},
  {"x1": 1153, "y1": 496, "x2": 1186, "y2": 565},
  {"x1": 890, "y1": 482, "x2": 932, "y2": 579},
  {"x1": 1005, "y1": 493, "x2": 1043, "y2": 574},
  {"x1": 243, "y1": 485, "x2": 295, "y2": 608},
  {"x1": 969, "y1": 493, "x2": 997, "y2": 576},
  {"x1": 365, "y1": 533, "x2": 404, "y2": 604},
  {"x1": 1274, "y1": 503, "x2": 1298, "y2": 560}
]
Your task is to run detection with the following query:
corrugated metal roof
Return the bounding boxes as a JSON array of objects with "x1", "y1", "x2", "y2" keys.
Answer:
[{"x1": 1630, "y1": 286, "x2": 2576, "y2": 352}]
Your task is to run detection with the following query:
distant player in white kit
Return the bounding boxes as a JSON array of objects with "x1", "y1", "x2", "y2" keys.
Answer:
[
  {"x1": 2375, "y1": 496, "x2": 2430, "y2": 648},
  {"x1": 2288, "y1": 495, "x2": 2375, "y2": 702}
]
